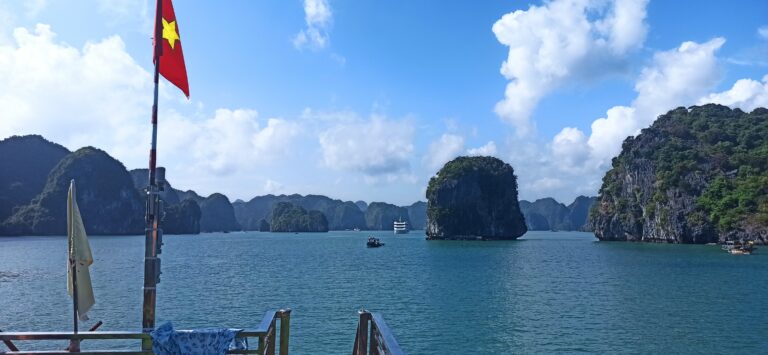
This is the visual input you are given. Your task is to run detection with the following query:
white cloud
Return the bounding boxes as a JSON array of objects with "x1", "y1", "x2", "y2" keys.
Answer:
[
  {"x1": 318, "y1": 114, "x2": 414, "y2": 176},
  {"x1": 492, "y1": 0, "x2": 649, "y2": 135},
  {"x1": 530, "y1": 177, "x2": 565, "y2": 192},
  {"x1": 699, "y1": 75, "x2": 768, "y2": 111},
  {"x1": 294, "y1": 0, "x2": 332, "y2": 50},
  {"x1": 466, "y1": 141, "x2": 497, "y2": 157},
  {"x1": 423, "y1": 134, "x2": 465, "y2": 170},
  {"x1": 551, "y1": 127, "x2": 590, "y2": 172},
  {"x1": 759, "y1": 26, "x2": 768, "y2": 40},
  {"x1": 0, "y1": 24, "x2": 152, "y2": 162},
  {"x1": 264, "y1": 179, "x2": 284, "y2": 194},
  {"x1": 586, "y1": 37, "x2": 725, "y2": 167},
  {"x1": 0, "y1": 23, "x2": 300, "y2": 191},
  {"x1": 508, "y1": 38, "x2": 729, "y2": 202},
  {"x1": 163, "y1": 109, "x2": 301, "y2": 176}
]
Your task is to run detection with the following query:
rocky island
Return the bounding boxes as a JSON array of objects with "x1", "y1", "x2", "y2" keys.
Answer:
[
  {"x1": 590, "y1": 104, "x2": 768, "y2": 244},
  {"x1": 426, "y1": 156, "x2": 527, "y2": 240},
  {"x1": 270, "y1": 202, "x2": 329, "y2": 232},
  {"x1": 2, "y1": 147, "x2": 145, "y2": 235}
]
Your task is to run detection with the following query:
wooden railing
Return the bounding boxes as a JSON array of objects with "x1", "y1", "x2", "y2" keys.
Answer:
[
  {"x1": 352, "y1": 310, "x2": 404, "y2": 355},
  {"x1": 0, "y1": 309, "x2": 291, "y2": 355}
]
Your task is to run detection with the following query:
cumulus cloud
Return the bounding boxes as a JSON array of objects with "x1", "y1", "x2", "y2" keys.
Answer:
[
  {"x1": 699, "y1": 75, "x2": 768, "y2": 111},
  {"x1": 163, "y1": 109, "x2": 300, "y2": 176},
  {"x1": 585, "y1": 37, "x2": 725, "y2": 166},
  {"x1": 318, "y1": 114, "x2": 414, "y2": 176},
  {"x1": 492, "y1": 0, "x2": 649, "y2": 135},
  {"x1": 507, "y1": 37, "x2": 729, "y2": 202},
  {"x1": 423, "y1": 134, "x2": 465, "y2": 170},
  {"x1": 0, "y1": 24, "x2": 152, "y2": 164},
  {"x1": 294, "y1": 0, "x2": 332, "y2": 50},
  {"x1": 0, "y1": 24, "x2": 300, "y2": 192},
  {"x1": 466, "y1": 141, "x2": 497, "y2": 157}
]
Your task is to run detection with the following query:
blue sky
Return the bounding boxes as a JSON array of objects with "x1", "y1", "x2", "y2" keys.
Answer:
[{"x1": 0, "y1": 0, "x2": 766, "y2": 205}]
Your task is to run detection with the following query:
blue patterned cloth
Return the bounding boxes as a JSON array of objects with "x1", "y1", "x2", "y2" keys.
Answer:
[{"x1": 151, "y1": 322, "x2": 240, "y2": 355}]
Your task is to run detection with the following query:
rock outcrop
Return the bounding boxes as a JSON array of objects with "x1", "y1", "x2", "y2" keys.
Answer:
[
  {"x1": 518, "y1": 196, "x2": 596, "y2": 231},
  {"x1": 163, "y1": 198, "x2": 201, "y2": 234},
  {"x1": 365, "y1": 202, "x2": 410, "y2": 230},
  {"x1": 199, "y1": 193, "x2": 241, "y2": 233},
  {"x1": 0, "y1": 135, "x2": 70, "y2": 222},
  {"x1": 590, "y1": 105, "x2": 768, "y2": 244},
  {"x1": 1, "y1": 147, "x2": 144, "y2": 235},
  {"x1": 270, "y1": 202, "x2": 328, "y2": 232},
  {"x1": 405, "y1": 201, "x2": 427, "y2": 230},
  {"x1": 426, "y1": 156, "x2": 527, "y2": 240},
  {"x1": 234, "y1": 194, "x2": 365, "y2": 231},
  {"x1": 568, "y1": 196, "x2": 596, "y2": 231}
]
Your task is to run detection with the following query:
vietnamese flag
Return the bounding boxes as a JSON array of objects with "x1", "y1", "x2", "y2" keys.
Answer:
[{"x1": 154, "y1": 0, "x2": 189, "y2": 98}]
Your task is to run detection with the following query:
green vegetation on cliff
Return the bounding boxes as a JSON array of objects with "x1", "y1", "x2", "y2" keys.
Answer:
[
  {"x1": 0, "y1": 135, "x2": 69, "y2": 222},
  {"x1": 591, "y1": 104, "x2": 768, "y2": 243},
  {"x1": 1, "y1": 147, "x2": 144, "y2": 235},
  {"x1": 426, "y1": 156, "x2": 527, "y2": 240},
  {"x1": 270, "y1": 202, "x2": 328, "y2": 232}
]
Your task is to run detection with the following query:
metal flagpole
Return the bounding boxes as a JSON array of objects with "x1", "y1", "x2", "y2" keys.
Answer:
[{"x1": 142, "y1": 0, "x2": 163, "y2": 349}]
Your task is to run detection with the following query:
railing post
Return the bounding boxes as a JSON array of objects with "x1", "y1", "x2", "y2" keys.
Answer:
[
  {"x1": 279, "y1": 308, "x2": 291, "y2": 355},
  {"x1": 267, "y1": 318, "x2": 277, "y2": 355},
  {"x1": 356, "y1": 310, "x2": 371, "y2": 355},
  {"x1": 369, "y1": 320, "x2": 378, "y2": 355},
  {"x1": 258, "y1": 335, "x2": 266, "y2": 355}
]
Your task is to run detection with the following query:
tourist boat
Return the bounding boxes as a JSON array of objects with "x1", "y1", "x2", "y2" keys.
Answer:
[
  {"x1": 721, "y1": 240, "x2": 756, "y2": 255},
  {"x1": 367, "y1": 236, "x2": 385, "y2": 248},
  {"x1": 393, "y1": 218, "x2": 409, "y2": 234}
]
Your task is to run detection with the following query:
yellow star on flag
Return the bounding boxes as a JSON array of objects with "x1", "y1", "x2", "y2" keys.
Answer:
[{"x1": 162, "y1": 18, "x2": 179, "y2": 50}]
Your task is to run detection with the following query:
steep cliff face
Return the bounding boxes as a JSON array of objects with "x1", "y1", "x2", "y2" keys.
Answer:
[
  {"x1": 332, "y1": 201, "x2": 367, "y2": 230},
  {"x1": 518, "y1": 196, "x2": 596, "y2": 231},
  {"x1": 426, "y1": 156, "x2": 527, "y2": 240},
  {"x1": 199, "y1": 193, "x2": 241, "y2": 232},
  {"x1": 235, "y1": 194, "x2": 366, "y2": 231},
  {"x1": 406, "y1": 201, "x2": 427, "y2": 230},
  {"x1": 1, "y1": 147, "x2": 144, "y2": 235},
  {"x1": 365, "y1": 202, "x2": 410, "y2": 230},
  {"x1": 0, "y1": 135, "x2": 70, "y2": 222},
  {"x1": 590, "y1": 105, "x2": 768, "y2": 244},
  {"x1": 519, "y1": 198, "x2": 571, "y2": 231},
  {"x1": 270, "y1": 202, "x2": 328, "y2": 232},
  {"x1": 163, "y1": 198, "x2": 201, "y2": 234},
  {"x1": 568, "y1": 196, "x2": 596, "y2": 231}
]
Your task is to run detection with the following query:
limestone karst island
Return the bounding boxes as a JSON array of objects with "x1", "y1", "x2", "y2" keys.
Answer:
[{"x1": 1, "y1": 0, "x2": 767, "y2": 354}]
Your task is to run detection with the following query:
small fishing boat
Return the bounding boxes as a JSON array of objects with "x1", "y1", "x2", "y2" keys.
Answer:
[
  {"x1": 721, "y1": 240, "x2": 756, "y2": 255},
  {"x1": 367, "y1": 236, "x2": 385, "y2": 248}
]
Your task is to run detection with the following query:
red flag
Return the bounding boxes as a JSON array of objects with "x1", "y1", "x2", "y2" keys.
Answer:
[{"x1": 154, "y1": 0, "x2": 189, "y2": 98}]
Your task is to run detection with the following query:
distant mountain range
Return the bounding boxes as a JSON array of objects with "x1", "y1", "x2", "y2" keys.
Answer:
[
  {"x1": 0, "y1": 134, "x2": 593, "y2": 235},
  {"x1": 519, "y1": 196, "x2": 597, "y2": 232},
  {"x1": 0, "y1": 135, "x2": 429, "y2": 235}
]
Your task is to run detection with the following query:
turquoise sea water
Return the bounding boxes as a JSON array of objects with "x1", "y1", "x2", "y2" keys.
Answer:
[{"x1": 1, "y1": 231, "x2": 767, "y2": 354}]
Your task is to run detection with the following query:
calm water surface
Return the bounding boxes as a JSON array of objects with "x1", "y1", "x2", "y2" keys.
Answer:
[{"x1": 1, "y1": 231, "x2": 767, "y2": 354}]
